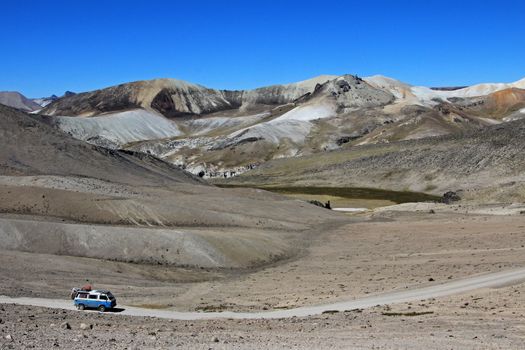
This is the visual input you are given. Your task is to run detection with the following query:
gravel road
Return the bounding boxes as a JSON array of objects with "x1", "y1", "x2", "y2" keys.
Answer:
[{"x1": 2, "y1": 267, "x2": 524, "y2": 320}]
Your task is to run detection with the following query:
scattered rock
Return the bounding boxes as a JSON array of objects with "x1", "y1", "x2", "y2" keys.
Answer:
[
  {"x1": 308, "y1": 200, "x2": 327, "y2": 209},
  {"x1": 60, "y1": 322, "x2": 71, "y2": 330},
  {"x1": 322, "y1": 310, "x2": 340, "y2": 314},
  {"x1": 212, "y1": 336, "x2": 220, "y2": 343},
  {"x1": 5, "y1": 334, "x2": 13, "y2": 341},
  {"x1": 428, "y1": 278, "x2": 435, "y2": 282},
  {"x1": 442, "y1": 191, "x2": 461, "y2": 204},
  {"x1": 336, "y1": 136, "x2": 358, "y2": 146},
  {"x1": 79, "y1": 323, "x2": 92, "y2": 330}
]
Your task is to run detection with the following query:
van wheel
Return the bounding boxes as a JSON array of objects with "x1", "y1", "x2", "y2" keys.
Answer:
[
  {"x1": 98, "y1": 305, "x2": 106, "y2": 312},
  {"x1": 77, "y1": 304, "x2": 85, "y2": 310}
]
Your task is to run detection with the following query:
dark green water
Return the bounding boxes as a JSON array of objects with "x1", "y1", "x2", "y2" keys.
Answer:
[{"x1": 217, "y1": 185, "x2": 441, "y2": 204}]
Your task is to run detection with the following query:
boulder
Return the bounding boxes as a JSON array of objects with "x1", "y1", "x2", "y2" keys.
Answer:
[{"x1": 442, "y1": 191, "x2": 461, "y2": 204}]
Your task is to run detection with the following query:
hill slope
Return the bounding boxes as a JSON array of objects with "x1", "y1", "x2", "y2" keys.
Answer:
[
  {"x1": 0, "y1": 104, "x2": 338, "y2": 268},
  {"x1": 0, "y1": 92, "x2": 41, "y2": 112},
  {"x1": 0, "y1": 104, "x2": 199, "y2": 186},
  {"x1": 222, "y1": 118, "x2": 525, "y2": 202}
]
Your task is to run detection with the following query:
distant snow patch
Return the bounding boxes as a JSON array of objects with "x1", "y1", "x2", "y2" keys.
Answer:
[
  {"x1": 56, "y1": 109, "x2": 182, "y2": 146},
  {"x1": 32, "y1": 98, "x2": 54, "y2": 108},
  {"x1": 411, "y1": 77, "x2": 525, "y2": 103}
]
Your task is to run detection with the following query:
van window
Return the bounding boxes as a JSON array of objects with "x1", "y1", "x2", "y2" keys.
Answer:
[
  {"x1": 78, "y1": 293, "x2": 88, "y2": 299},
  {"x1": 88, "y1": 295, "x2": 98, "y2": 299},
  {"x1": 100, "y1": 295, "x2": 108, "y2": 300}
]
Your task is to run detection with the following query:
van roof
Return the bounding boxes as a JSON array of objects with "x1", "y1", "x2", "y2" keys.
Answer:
[{"x1": 77, "y1": 290, "x2": 111, "y2": 294}]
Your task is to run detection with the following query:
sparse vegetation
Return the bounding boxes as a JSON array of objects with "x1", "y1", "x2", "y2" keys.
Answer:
[
  {"x1": 217, "y1": 185, "x2": 441, "y2": 204},
  {"x1": 381, "y1": 311, "x2": 434, "y2": 317}
]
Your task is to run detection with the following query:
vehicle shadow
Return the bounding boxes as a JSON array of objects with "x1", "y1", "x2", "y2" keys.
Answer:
[
  {"x1": 80, "y1": 307, "x2": 126, "y2": 313},
  {"x1": 105, "y1": 307, "x2": 125, "y2": 313}
]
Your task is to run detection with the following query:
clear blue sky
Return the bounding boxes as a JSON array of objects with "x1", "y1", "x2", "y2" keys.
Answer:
[{"x1": 2, "y1": 0, "x2": 524, "y2": 97}]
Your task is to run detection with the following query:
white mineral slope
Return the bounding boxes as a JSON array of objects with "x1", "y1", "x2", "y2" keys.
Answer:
[
  {"x1": 2, "y1": 267, "x2": 525, "y2": 320},
  {"x1": 273, "y1": 103, "x2": 336, "y2": 122},
  {"x1": 228, "y1": 103, "x2": 335, "y2": 144},
  {"x1": 229, "y1": 119, "x2": 313, "y2": 144},
  {"x1": 224, "y1": 102, "x2": 338, "y2": 145},
  {"x1": 180, "y1": 112, "x2": 270, "y2": 136},
  {"x1": 56, "y1": 109, "x2": 182, "y2": 147}
]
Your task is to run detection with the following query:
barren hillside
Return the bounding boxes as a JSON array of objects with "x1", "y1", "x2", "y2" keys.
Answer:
[
  {"x1": 221, "y1": 118, "x2": 525, "y2": 202},
  {"x1": 0, "y1": 104, "x2": 338, "y2": 268}
]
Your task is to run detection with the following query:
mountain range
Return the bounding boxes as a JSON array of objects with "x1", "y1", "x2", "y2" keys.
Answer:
[
  {"x1": 0, "y1": 91, "x2": 75, "y2": 112},
  {"x1": 3, "y1": 73, "x2": 525, "y2": 200}
]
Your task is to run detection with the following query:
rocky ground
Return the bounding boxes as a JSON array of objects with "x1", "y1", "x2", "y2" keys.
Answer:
[
  {"x1": 1, "y1": 281, "x2": 524, "y2": 349},
  {"x1": 1, "y1": 207, "x2": 525, "y2": 348}
]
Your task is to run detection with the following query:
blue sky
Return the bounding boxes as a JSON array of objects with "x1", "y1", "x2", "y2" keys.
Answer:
[{"x1": 1, "y1": 0, "x2": 524, "y2": 97}]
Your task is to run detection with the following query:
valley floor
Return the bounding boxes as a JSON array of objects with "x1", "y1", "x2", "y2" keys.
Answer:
[
  {"x1": 1, "y1": 208, "x2": 525, "y2": 348},
  {"x1": 3, "y1": 210, "x2": 524, "y2": 311}
]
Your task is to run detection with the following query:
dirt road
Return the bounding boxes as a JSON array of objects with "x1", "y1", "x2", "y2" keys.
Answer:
[{"x1": 2, "y1": 266, "x2": 524, "y2": 320}]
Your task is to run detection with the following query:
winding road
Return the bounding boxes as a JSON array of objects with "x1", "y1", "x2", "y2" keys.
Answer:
[{"x1": 2, "y1": 267, "x2": 525, "y2": 320}]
